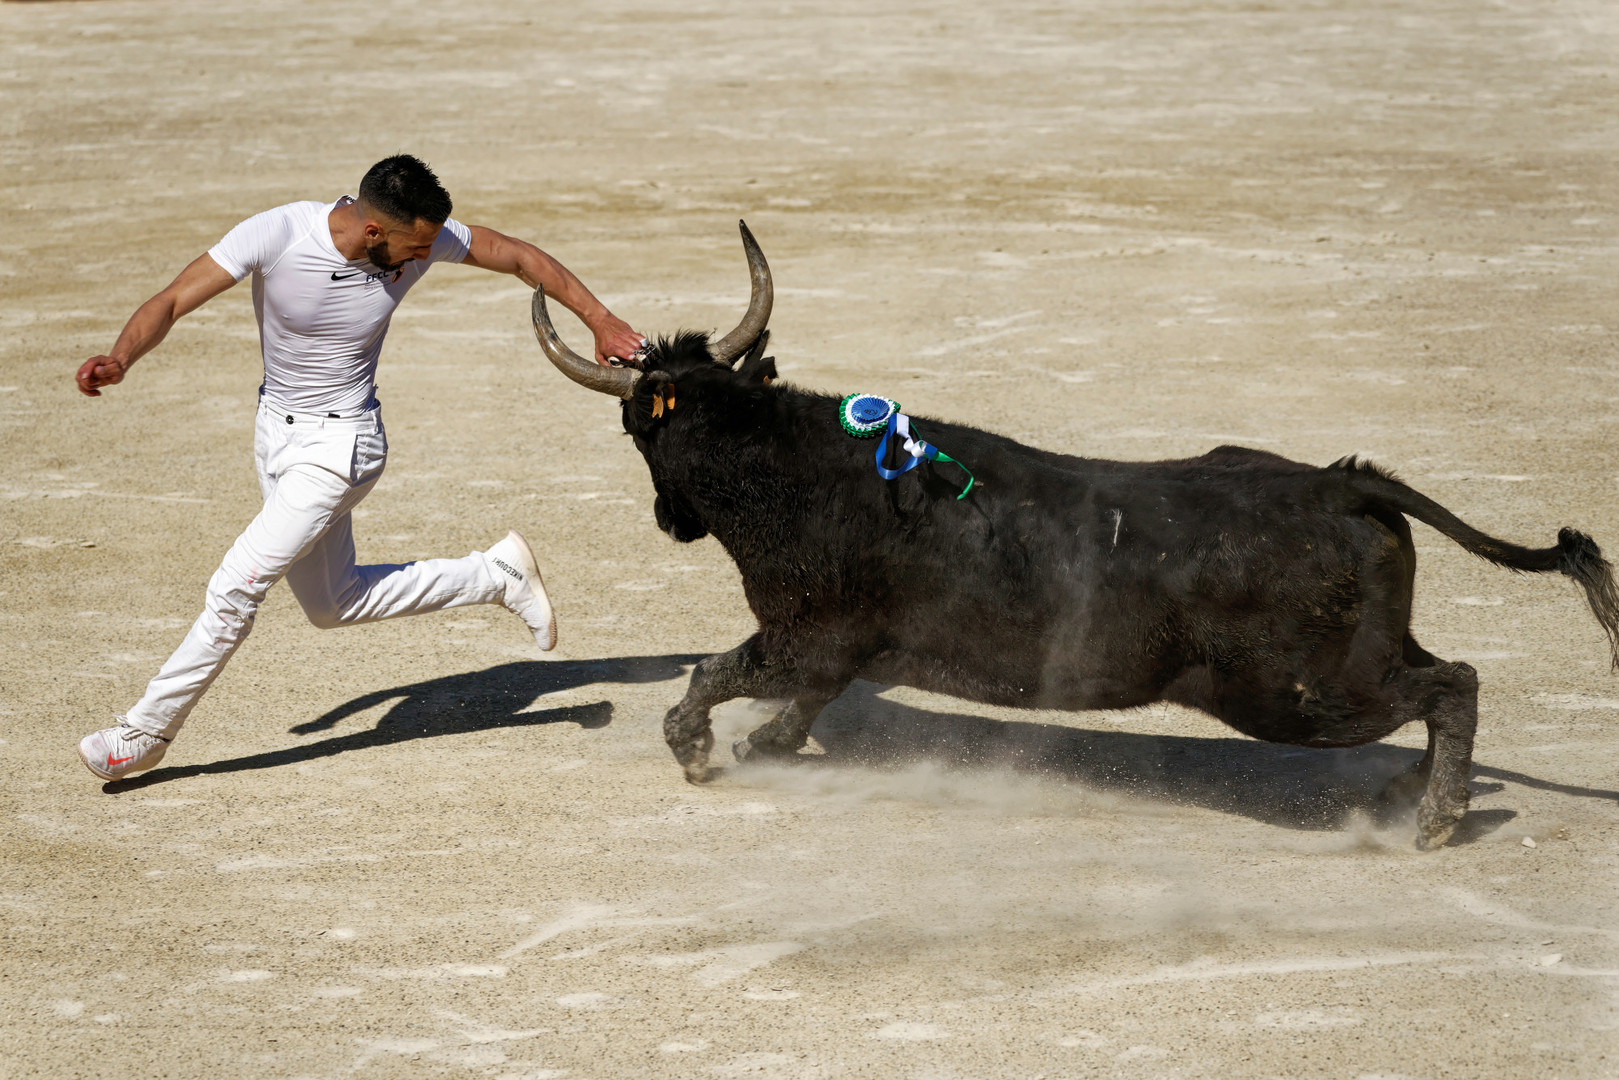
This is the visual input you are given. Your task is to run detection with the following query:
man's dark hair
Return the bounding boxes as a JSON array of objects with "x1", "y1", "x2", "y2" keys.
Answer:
[{"x1": 358, "y1": 154, "x2": 453, "y2": 225}]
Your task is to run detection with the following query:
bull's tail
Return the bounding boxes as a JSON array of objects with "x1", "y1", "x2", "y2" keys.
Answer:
[{"x1": 1335, "y1": 457, "x2": 1619, "y2": 670}]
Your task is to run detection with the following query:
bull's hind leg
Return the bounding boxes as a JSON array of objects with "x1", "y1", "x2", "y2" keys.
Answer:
[
  {"x1": 1378, "y1": 719, "x2": 1442, "y2": 810},
  {"x1": 1214, "y1": 655, "x2": 1479, "y2": 849},
  {"x1": 1378, "y1": 729, "x2": 1435, "y2": 808},
  {"x1": 664, "y1": 635, "x2": 843, "y2": 783},
  {"x1": 1382, "y1": 660, "x2": 1479, "y2": 850},
  {"x1": 1377, "y1": 633, "x2": 1445, "y2": 806},
  {"x1": 1412, "y1": 662, "x2": 1479, "y2": 849}
]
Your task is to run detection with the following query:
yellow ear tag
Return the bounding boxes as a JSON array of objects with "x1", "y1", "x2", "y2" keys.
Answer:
[
  {"x1": 651, "y1": 395, "x2": 664, "y2": 419},
  {"x1": 665, "y1": 389, "x2": 676, "y2": 411}
]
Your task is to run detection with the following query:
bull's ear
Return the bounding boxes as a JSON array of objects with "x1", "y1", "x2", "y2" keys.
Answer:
[
  {"x1": 745, "y1": 356, "x2": 777, "y2": 385},
  {"x1": 639, "y1": 372, "x2": 677, "y2": 424},
  {"x1": 730, "y1": 330, "x2": 770, "y2": 371},
  {"x1": 737, "y1": 330, "x2": 776, "y2": 384}
]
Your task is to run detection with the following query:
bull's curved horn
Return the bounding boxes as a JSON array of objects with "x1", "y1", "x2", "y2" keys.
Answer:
[
  {"x1": 531, "y1": 285, "x2": 640, "y2": 399},
  {"x1": 707, "y1": 220, "x2": 773, "y2": 365}
]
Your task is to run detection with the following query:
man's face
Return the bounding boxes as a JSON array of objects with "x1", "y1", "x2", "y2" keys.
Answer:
[{"x1": 363, "y1": 216, "x2": 443, "y2": 273}]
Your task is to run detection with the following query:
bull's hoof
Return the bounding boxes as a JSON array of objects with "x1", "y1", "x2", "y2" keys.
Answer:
[
  {"x1": 1414, "y1": 803, "x2": 1466, "y2": 851},
  {"x1": 668, "y1": 726, "x2": 715, "y2": 785},
  {"x1": 1414, "y1": 824, "x2": 1456, "y2": 851},
  {"x1": 732, "y1": 737, "x2": 801, "y2": 764}
]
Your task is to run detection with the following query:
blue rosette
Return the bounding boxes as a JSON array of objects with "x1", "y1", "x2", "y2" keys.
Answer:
[{"x1": 839, "y1": 393, "x2": 899, "y2": 438}]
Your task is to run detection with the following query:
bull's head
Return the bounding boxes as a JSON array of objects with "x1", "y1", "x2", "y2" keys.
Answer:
[{"x1": 531, "y1": 222, "x2": 777, "y2": 544}]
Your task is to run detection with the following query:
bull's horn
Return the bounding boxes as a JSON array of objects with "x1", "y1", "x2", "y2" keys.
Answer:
[
  {"x1": 531, "y1": 285, "x2": 640, "y2": 399},
  {"x1": 707, "y1": 220, "x2": 773, "y2": 365}
]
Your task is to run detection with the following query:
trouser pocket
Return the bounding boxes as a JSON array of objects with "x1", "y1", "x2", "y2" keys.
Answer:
[
  {"x1": 352, "y1": 426, "x2": 388, "y2": 485},
  {"x1": 289, "y1": 428, "x2": 360, "y2": 483}
]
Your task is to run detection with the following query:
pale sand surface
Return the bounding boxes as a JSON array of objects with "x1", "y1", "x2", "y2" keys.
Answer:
[{"x1": 3, "y1": 1, "x2": 1619, "y2": 1077}]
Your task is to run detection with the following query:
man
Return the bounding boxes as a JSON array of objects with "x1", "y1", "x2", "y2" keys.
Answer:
[{"x1": 74, "y1": 154, "x2": 645, "y2": 782}]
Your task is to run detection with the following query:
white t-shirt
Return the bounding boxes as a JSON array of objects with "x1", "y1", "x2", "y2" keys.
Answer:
[{"x1": 208, "y1": 197, "x2": 471, "y2": 414}]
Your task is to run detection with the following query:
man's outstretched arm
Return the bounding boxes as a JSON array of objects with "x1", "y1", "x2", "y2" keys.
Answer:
[
  {"x1": 462, "y1": 225, "x2": 645, "y2": 366},
  {"x1": 76, "y1": 254, "x2": 238, "y2": 397}
]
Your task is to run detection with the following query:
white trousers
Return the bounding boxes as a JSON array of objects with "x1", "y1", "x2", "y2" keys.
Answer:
[{"x1": 126, "y1": 399, "x2": 504, "y2": 740}]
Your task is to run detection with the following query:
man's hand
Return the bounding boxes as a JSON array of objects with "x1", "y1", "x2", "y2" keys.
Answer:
[
  {"x1": 76, "y1": 355, "x2": 132, "y2": 397},
  {"x1": 590, "y1": 313, "x2": 648, "y2": 368},
  {"x1": 464, "y1": 225, "x2": 648, "y2": 367}
]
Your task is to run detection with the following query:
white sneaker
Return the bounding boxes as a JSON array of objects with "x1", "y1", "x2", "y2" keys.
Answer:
[
  {"x1": 78, "y1": 718, "x2": 170, "y2": 781},
  {"x1": 485, "y1": 530, "x2": 557, "y2": 651}
]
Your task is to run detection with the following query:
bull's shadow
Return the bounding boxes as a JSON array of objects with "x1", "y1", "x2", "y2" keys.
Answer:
[
  {"x1": 785, "y1": 683, "x2": 1618, "y2": 841},
  {"x1": 103, "y1": 654, "x2": 703, "y2": 792}
]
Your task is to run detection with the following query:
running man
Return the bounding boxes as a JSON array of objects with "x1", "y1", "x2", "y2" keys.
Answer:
[{"x1": 74, "y1": 154, "x2": 645, "y2": 782}]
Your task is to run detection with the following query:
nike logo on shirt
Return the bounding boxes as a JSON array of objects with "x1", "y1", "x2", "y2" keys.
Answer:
[{"x1": 330, "y1": 270, "x2": 361, "y2": 280}]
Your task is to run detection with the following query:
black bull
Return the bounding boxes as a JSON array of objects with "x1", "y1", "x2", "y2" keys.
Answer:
[{"x1": 531, "y1": 224, "x2": 1619, "y2": 851}]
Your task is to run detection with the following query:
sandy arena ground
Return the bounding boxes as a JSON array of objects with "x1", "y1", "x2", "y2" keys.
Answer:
[{"x1": 3, "y1": 1, "x2": 1619, "y2": 1077}]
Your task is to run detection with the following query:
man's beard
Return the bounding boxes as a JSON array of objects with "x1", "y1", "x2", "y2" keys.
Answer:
[{"x1": 365, "y1": 240, "x2": 404, "y2": 273}]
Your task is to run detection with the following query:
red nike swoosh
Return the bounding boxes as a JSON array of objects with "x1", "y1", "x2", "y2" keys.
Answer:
[{"x1": 108, "y1": 753, "x2": 134, "y2": 767}]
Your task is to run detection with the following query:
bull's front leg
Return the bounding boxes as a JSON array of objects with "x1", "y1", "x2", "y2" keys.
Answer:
[
  {"x1": 665, "y1": 635, "x2": 817, "y2": 783},
  {"x1": 732, "y1": 692, "x2": 844, "y2": 765}
]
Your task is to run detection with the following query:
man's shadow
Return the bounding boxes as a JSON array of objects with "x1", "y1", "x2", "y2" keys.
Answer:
[
  {"x1": 770, "y1": 683, "x2": 1618, "y2": 843},
  {"x1": 104, "y1": 654, "x2": 703, "y2": 792}
]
